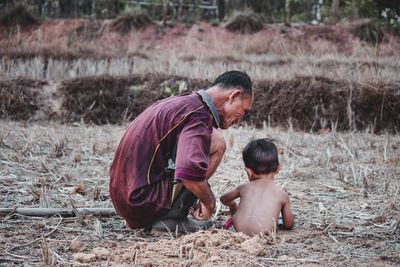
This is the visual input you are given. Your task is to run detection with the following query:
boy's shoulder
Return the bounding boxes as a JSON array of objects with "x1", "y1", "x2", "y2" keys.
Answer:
[
  {"x1": 236, "y1": 182, "x2": 251, "y2": 190},
  {"x1": 235, "y1": 181, "x2": 258, "y2": 193},
  {"x1": 270, "y1": 181, "x2": 287, "y2": 192},
  {"x1": 265, "y1": 182, "x2": 290, "y2": 199},
  {"x1": 274, "y1": 184, "x2": 290, "y2": 201}
]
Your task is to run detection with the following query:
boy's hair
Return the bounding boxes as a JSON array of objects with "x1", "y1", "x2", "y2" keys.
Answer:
[
  {"x1": 242, "y1": 138, "x2": 279, "y2": 175},
  {"x1": 211, "y1": 71, "x2": 252, "y2": 96}
]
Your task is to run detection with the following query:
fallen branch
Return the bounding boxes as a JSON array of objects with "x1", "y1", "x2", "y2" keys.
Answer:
[
  {"x1": 0, "y1": 208, "x2": 117, "y2": 217},
  {"x1": 0, "y1": 257, "x2": 35, "y2": 263},
  {"x1": 2, "y1": 250, "x2": 36, "y2": 260},
  {"x1": 70, "y1": 197, "x2": 84, "y2": 225},
  {"x1": 262, "y1": 257, "x2": 320, "y2": 263}
]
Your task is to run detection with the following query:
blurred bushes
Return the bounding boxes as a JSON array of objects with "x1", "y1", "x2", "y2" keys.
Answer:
[
  {"x1": 110, "y1": 7, "x2": 153, "y2": 33},
  {"x1": 60, "y1": 74, "x2": 208, "y2": 124},
  {"x1": 0, "y1": 78, "x2": 45, "y2": 120},
  {"x1": 225, "y1": 11, "x2": 263, "y2": 34},
  {"x1": 0, "y1": 4, "x2": 38, "y2": 27},
  {"x1": 2, "y1": 74, "x2": 400, "y2": 133}
]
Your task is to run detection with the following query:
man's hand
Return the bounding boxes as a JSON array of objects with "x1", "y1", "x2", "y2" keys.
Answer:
[
  {"x1": 182, "y1": 179, "x2": 215, "y2": 220},
  {"x1": 191, "y1": 201, "x2": 215, "y2": 220}
]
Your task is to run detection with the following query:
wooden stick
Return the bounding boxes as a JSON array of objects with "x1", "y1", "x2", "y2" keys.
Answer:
[
  {"x1": 0, "y1": 208, "x2": 117, "y2": 217},
  {"x1": 2, "y1": 250, "x2": 35, "y2": 260},
  {"x1": 262, "y1": 257, "x2": 320, "y2": 263},
  {"x1": 0, "y1": 257, "x2": 33, "y2": 263},
  {"x1": 70, "y1": 198, "x2": 84, "y2": 225},
  {"x1": 328, "y1": 232, "x2": 341, "y2": 245}
]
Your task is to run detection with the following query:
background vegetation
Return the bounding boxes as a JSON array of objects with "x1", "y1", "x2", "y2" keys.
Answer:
[
  {"x1": 0, "y1": 0, "x2": 399, "y2": 32},
  {"x1": 0, "y1": 0, "x2": 399, "y2": 133}
]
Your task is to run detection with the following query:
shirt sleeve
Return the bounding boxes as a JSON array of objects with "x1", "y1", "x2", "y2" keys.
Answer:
[{"x1": 174, "y1": 121, "x2": 212, "y2": 182}]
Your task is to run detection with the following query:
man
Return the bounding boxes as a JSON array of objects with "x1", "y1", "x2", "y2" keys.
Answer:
[{"x1": 110, "y1": 70, "x2": 254, "y2": 233}]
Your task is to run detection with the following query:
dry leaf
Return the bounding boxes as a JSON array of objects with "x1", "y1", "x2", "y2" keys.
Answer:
[{"x1": 72, "y1": 182, "x2": 87, "y2": 195}]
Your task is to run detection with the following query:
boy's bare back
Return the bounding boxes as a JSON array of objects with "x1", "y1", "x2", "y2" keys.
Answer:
[
  {"x1": 220, "y1": 138, "x2": 294, "y2": 237},
  {"x1": 231, "y1": 179, "x2": 291, "y2": 236}
]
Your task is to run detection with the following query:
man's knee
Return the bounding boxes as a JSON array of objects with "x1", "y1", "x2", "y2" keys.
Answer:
[{"x1": 211, "y1": 128, "x2": 226, "y2": 156}]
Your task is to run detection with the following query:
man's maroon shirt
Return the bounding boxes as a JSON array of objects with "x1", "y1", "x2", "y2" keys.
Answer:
[{"x1": 109, "y1": 92, "x2": 219, "y2": 228}]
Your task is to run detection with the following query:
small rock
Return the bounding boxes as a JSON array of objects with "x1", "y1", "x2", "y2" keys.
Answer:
[
  {"x1": 208, "y1": 255, "x2": 221, "y2": 262},
  {"x1": 241, "y1": 235, "x2": 264, "y2": 255},
  {"x1": 92, "y1": 247, "x2": 110, "y2": 260},
  {"x1": 70, "y1": 238, "x2": 84, "y2": 252},
  {"x1": 73, "y1": 252, "x2": 97, "y2": 263}
]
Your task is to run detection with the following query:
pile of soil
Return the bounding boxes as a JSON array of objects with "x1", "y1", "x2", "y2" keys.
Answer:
[
  {"x1": 225, "y1": 12, "x2": 264, "y2": 34},
  {"x1": 0, "y1": 77, "x2": 46, "y2": 120},
  {"x1": 110, "y1": 12, "x2": 153, "y2": 33},
  {"x1": 1, "y1": 74, "x2": 399, "y2": 133},
  {"x1": 60, "y1": 74, "x2": 209, "y2": 124},
  {"x1": 344, "y1": 19, "x2": 385, "y2": 44},
  {"x1": 249, "y1": 76, "x2": 400, "y2": 133},
  {"x1": 73, "y1": 229, "x2": 266, "y2": 265}
]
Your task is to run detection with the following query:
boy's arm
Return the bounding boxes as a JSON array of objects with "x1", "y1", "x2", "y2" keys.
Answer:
[
  {"x1": 220, "y1": 186, "x2": 241, "y2": 214},
  {"x1": 281, "y1": 193, "x2": 294, "y2": 229}
]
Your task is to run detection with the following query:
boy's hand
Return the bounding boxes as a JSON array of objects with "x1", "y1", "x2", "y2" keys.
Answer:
[{"x1": 229, "y1": 202, "x2": 238, "y2": 215}]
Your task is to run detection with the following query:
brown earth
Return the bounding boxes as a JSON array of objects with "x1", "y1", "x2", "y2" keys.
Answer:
[{"x1": 0, "y1": 122, "x2": 399, "y2": 266}]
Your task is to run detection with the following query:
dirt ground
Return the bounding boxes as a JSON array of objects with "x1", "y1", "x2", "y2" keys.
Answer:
[{"x1": 0, "y1": 120, "x2": 399, "y2": 266}]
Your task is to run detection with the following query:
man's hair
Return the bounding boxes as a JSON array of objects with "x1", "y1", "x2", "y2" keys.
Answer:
[
  {"x1": 242, "y1": 138, "x2": 279, "y2": 175},
  {"x1": 211, "y1": 71, "x2": 252, "y2": 96}
]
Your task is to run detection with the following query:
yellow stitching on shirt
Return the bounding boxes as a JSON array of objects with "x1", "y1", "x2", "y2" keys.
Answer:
[{"x1": 147, "y1": 104, "x2": 206, "y2": 185}]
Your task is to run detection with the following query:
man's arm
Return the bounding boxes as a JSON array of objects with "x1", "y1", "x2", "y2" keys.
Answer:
[
  {"x1": 182, "y1": 179, "x2": 215, "y2": 219},
  {"x1": 281, "y1": 193, "x2": 294, "y2": 229},
  {"x1": 220, "y1": 187, "x2": 240, "y2": 214}
]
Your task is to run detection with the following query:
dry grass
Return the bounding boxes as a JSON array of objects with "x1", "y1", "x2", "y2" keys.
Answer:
[
  {"x1": 1, "y1": 48, "x2": 399, "y2": 85},
  {"x1": 0, "y1": 121, "x2": 399, "y2": 265},
  {"x1": 0, "y1": 20, "x2": 399, "y2": 83}
]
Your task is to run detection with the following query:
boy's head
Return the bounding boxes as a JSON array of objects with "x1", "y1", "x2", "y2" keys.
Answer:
[{"x1": 242, "y1": 138, "x2": 279, "y2": 175}]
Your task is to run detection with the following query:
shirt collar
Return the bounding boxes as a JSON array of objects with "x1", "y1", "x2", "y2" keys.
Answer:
[{"x1": 197, "y1": 89, "x2": 220, "y2": 128}]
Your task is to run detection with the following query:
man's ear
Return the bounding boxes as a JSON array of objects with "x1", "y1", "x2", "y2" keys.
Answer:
[
  {"x1": 228, "y1": 89, "x2": 242, "y2": 104},
  {"x1": 244, "y1": 167, "x2": 254, "y2": 179},
  {"x1": 274, "y1": 165, "x2": 281, "y2": 175}
]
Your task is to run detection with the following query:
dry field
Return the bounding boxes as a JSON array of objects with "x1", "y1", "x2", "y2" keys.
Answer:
[
  {"x1": 0, "y1": 18, "x2": 400, "y2": 266},
  {"x1": 1, "y1": 20, "x2": 400, "y2": 83},
  {"x1": 0, "y1": 121, "x2": 399, "y2": 266}
]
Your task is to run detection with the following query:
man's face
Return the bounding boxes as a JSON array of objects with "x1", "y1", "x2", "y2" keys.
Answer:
[{"x1": 219, "y1": 91, "x2": 254, "y2": 129}]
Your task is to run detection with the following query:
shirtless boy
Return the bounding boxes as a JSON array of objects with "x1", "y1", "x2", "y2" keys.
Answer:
[{"x1": 220, "y1": 138, "x2": 294, "y2": 236}]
